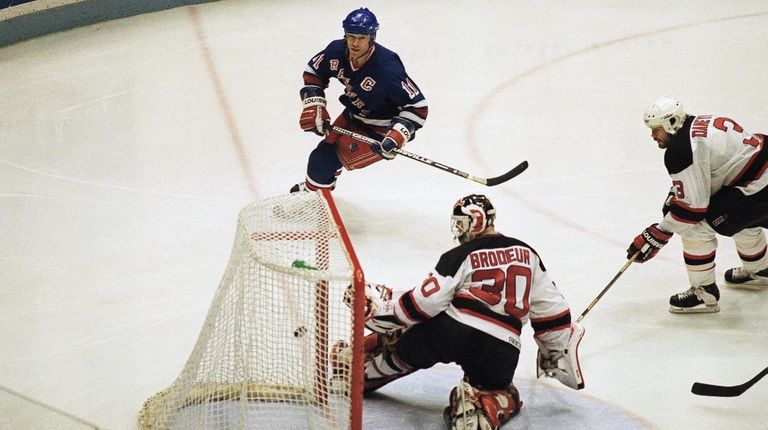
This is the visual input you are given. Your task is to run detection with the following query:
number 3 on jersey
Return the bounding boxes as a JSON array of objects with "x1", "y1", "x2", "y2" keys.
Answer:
[
  {"x1": 713, "y1": 117, "x2": 763, "y2": 147},
  {"x1": 469, "y1": 265, "x2": 532, "y2": 318}
]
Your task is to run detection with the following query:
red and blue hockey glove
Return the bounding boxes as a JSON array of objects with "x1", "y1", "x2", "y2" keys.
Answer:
[
  {"x1": 627, "y1": 223, "x2": 672, "y2": 263},
  {"x1": 372, "y1": 118, "x2": 415, "y2": 160},
  {"x1": 299, "y1": 87, "x2": 330, "y2": 136}
]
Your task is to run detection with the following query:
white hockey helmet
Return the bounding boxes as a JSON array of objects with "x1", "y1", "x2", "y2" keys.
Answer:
[
  {"x1": 643, "y1": 96, "x2": 686, "y2": 134},
  {"x1": 451, "y1": 194, "x2": 496, "y2": 244}
]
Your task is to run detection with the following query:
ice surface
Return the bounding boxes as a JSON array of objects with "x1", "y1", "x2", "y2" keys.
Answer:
[{"x1": 1, "y1": 1, "x2": 767, "y2": 429}]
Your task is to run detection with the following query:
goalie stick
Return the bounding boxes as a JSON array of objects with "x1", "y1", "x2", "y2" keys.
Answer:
[
  {"x1": 691, "y1": 366, "x2": 768, "y2": 397},
  {"x1": 330, "y1": 126, "x2": 528, "y2": 186},
  {"x1": 576, "y1": 251, "x2": 639, "y2": 323}
]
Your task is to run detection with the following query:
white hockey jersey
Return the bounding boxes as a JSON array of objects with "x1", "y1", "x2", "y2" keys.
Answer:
[
  {"x1": 660, "y1": 114, "x2": 767, "y2": 235},
  {"x1": 381, "y1": 233, "x2": 572, "y2": 351}
]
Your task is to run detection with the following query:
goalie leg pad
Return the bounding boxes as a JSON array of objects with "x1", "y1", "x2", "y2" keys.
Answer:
[
  {"x1": 536, "y1": 322, "x2": 585, "y2": 390},
  {"x1": 443, "y1": 380, "x2": 521, "y2": 430},
  {"x1": 330, "y1": 340, "x2": 352, "y2": 394},
  {"x1": 363, "y1": 336, "x2": 414, "y2": 393},
  {"x1": 331, "y1": 331, "x2": 406, "y2": 394}
]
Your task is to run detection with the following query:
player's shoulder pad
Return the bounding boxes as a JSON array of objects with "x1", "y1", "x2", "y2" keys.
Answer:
[
  {"x1": 664, "y1": 116, "x2": 694, "y2": 175},
  {"x1": 371, "y1": 43, "x2": 407, "y2": 75},
  {"x1": 511, "y1": 237, "x2": 547, "y2": 272},
  {"x1": 435, "y1": 235, "x2": 544, "y2": 276}
]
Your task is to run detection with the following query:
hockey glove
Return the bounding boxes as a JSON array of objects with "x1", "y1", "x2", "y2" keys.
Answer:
[
  {"x1": 343, "y1": 282, "x2": 392, "y2": 317},
  {"x1": 627, "y1": 223, "x2": 673, "y2": 263},
  {"x1": 372, "y1": 118, "x2": 415, "y2": 160},
  {"x1": 299, "y1": 86, "x2": 330, "y2": 136},
  {"x1": 536, "y1": 322, "x2": 585, "y2": 390},
  {"x1": 343, "y1": 282, "x2": 402, "y2": 333},
  {"x1": 364, "y1": 284, "x2": 403, "y2": 333}
]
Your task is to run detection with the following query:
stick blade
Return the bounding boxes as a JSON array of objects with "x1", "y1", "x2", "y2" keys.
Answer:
[
  {"x1": 484, "y1": 161, "x2": 529, "y2": 186},
  {"x1": 691, "y1": 382, "x2": 742, "y2": 397},
  {"x1": 691, "y1": 366, "x2": 768, "y2": 397}
]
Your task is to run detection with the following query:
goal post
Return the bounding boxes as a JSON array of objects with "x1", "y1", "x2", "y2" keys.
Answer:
[{"x1": 139, "y1": 190, "x2": 365, "y2": 430}]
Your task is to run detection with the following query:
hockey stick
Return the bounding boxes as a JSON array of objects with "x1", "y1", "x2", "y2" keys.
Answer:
[
  {"x1": 576, "y1": 251, "x2": 639, "y2": 323},
  {"x1": 330, "y1": 126, "x2": 528, "y2": 186},
  {"x1": 691, "y1": 366, "x2": 768, "y2": 397}
]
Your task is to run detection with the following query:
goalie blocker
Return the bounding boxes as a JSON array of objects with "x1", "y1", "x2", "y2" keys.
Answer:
[{"x1": 536, "y1": 322, "x2": 586, "y2": 390}]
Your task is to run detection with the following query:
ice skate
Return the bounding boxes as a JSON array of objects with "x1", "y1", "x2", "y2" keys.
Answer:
[
  {"x1": 669, "y1": 284, "x2": 720, "y2": 314},
  {"x1": 290, "y1": 181, "x2": 336, "y2": 193},
  {"x1": 724, "y1": 267, "x2": 768, "y2": 289},
  {"x1": 289, "y1": 182, "x2": 310, "y2": 193},
  {"x1": 273, "y1": 187, "x2": 315, "y2": 220}
]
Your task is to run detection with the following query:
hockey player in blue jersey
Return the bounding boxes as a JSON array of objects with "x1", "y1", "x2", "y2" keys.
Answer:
[{"x1": 291, "y1": 7, "x2": 429, "y2": 192}]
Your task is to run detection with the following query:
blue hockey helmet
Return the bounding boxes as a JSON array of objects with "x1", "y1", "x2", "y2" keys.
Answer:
[{"x1": 342, "y1": 8, "x2": 379, "y2": 41}]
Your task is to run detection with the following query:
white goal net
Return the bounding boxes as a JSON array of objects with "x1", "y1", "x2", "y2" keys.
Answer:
[{"x1": 139, "y1": 191, "x2": 365, "y2": 430}]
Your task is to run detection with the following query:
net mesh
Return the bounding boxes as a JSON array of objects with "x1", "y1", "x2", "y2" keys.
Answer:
[{"x1": 139, "y1": 192, "x2": 361, "y2": 430}]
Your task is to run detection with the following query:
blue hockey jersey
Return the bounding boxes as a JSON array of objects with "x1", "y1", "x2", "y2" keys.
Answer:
[{"x1": 302, "y1": 39, "x2": 428, "y2": 135}]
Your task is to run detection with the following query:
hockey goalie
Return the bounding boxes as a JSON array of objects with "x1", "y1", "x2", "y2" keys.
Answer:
[{"x1": 338, "y1": 193, "x2": 585, "y2": 429}]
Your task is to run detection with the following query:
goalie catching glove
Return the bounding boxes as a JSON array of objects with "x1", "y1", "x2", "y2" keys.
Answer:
[
  {"x1": 536, "y1": 322, "x2": 585, "y2": 390},
  {"x1": 343, "y1": 282, "x2": 404, "y2": 333}
]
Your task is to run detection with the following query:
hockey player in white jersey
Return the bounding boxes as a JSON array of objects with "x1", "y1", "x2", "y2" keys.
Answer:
[
  {"x1": 627, "y1": 96, "x2": 768, "y2": 313},
  {"x1": 348, "y1": 194, "x2": 584, "y2": 430}
]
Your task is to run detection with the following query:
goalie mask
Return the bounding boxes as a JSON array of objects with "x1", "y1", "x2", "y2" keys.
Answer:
[
  {"x1": 451, "y1": 194, "x2": 496, "y2": 244},
  {"x1": 644, "y1": 96, "x2": 686, "y2": 135}
]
